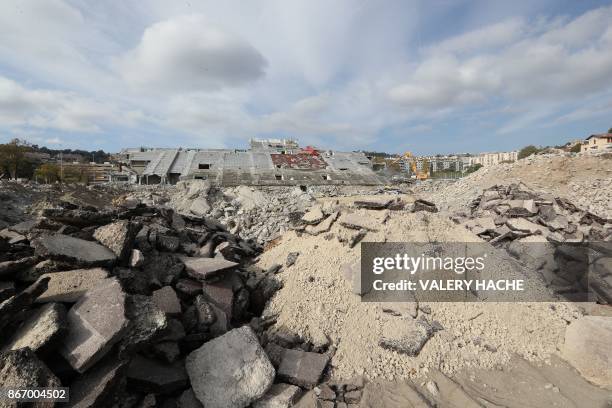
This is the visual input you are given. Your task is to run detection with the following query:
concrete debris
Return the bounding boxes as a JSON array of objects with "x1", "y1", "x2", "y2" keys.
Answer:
[
  {"x1": 277, "y1": 347, "x2": 330, "y2": 389},
  {"x1": 0, "y1": 157, "x2": 610, "y2": 405},
  {"x1": 412, "y1": 199, "x2": 438, "y2": 213},
  {"x1": 127, "y1": 355, "x2": 188, "y2": 394},
  {"x1": 286, "y1": 252, "x2": 300, "y2": 267},
  {"x1": 379, "y1": 317, "x2": 437, "y2": 356},
  {"x1": 120, "y1": 294, "x2": 167, "y2": 354},
  {"x1": 3, "y1": 302, "x2": 67, "y2": 354},
  {"x1": 61, "y1": 278, "x2": 128, "y2": 372},
  {"x1": 68, "y1": 357, "x2": 126, "y2": 408},
  {"x1": 34, "y1": 267, "x2": 109, "y2": 303},
  {"x1": 33, "y1": 233, "x2": 117, "y2": 267},
  {"x1": 93, "y1": 220, "x2": 135, "y2": 260},
  {"x1": 253, "y1": 383, "x2": 302, "y2": 408},
  {"x1": 302, "y1": 206, "x2": 325, "y2": 225},
  {"x1": 152, "y1": 286, "x2": 182, "y2": 316},
  {"x1": 353, "y1": 196, "x2": 393, "y2": 209},
  {"x1": 130, "y1": 248, "x2": 145, "y2": 267},
  {"x1": 186, "y1": 326, "x2": 275, "y2": 408},
  {"x1": 0, "y1": 347, "x2": 61, "y2": 393},
  {"x1": 182, "y1": 256, "x2": 238, "y2": 281}
]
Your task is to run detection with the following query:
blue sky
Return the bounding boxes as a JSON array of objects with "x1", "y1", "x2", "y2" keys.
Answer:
[{"x1": 1, "y1": 0, "x2": 612, "y2": 155}]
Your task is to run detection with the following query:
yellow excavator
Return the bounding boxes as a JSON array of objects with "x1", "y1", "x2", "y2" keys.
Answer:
[{"x1": 390, "y1": 152, "x2": 429, "y2": 180}]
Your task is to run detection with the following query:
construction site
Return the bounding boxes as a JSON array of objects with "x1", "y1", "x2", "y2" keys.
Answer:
[{"x1": 0, "y1": 144, "x2": 611, "y2": 408}]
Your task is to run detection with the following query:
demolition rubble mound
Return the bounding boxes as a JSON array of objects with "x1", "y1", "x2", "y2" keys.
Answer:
[
  {"x1": 256, "y1": 195, "x2": 586, "y2": 381},
  {"x1": 418, "y1": 153, "x2": 612, "y2": 219}
]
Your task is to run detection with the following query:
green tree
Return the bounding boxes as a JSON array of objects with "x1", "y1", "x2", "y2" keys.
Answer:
[
  {"x1": 35, "y1": 163, "x2": 61, "y2": 183},
  {"x1": 569, "y1": 143, "x2": 582, "y2": 153},
  {"x1": 0, "y1": 138, "x2": 32, "y2": 179},
  {"x1": 518, "y1": 145, "x2": 541, "y2": 159},
  {"x1": 464, "y1": 163, "x2": 483, "y2": 174},
  {"x1": 608, "y1": 127, "x2": 612, "y2": 133}
]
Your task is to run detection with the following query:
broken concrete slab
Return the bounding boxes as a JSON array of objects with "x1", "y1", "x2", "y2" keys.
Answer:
[
  {"x1": 338, "y1": 213, "x2": 379, "y2": 231},
  {"x1": 0, "y1": 347, "x2": 61, "y2": 390},
  {"x1": 3, "y1": 302, "x2": 67, "y2": 354},
  {"x1": 34, "y1": 268, "x2": 109, "y2": 303},
  {"x1": 304, "y1": 212, "x2": 339, "y2": 236},
  {"x1": 412, "y1": 199, "x2": 438, "y2": 213},
  {"x1": 379, "y1": 317, "x2": 436, "y2": 356},
  {"x1": 562, "y1": 316, "x2": 612, "y2": 388},
  {"x1": 68, "y1": 357, "x2": 126, "y2": 408},
  {"x1": 505, "y1": 199, "x2": 538, "y2": 217},
  {"x1": 93, "y1": 220, "x2": 135, "y2": 260},
  {"x1": 353, "y1": 197, "x2": 393, "y2": 210},
  {"x1": 61, "y1": 278, "x2": 128, "y2": 373},
  {"x1": 277, "y1": 348, "x2": 329, "y2": 389},
  {"x1": 127, "y1": 355, "x2": 188, "y2": 394},
  {"x1": 152, "y1": 286, "x2": 182, "y2": 316},
  {"x1": 253, "y1": 383, "x2": 302, "y2": 408},
  {"x1": 506, "y1": 218, "x2": 548, "y2": 235},
  {"x1": 0, "y1": 228, "x2": 26, "y2": 244},
  {"x1": 185, "y1": 326, "x2": 275, "y2": 408},
  {"x1": 302, "y1": 206, "x2": 325, "y2": 225},
  {"x1": 120, "y1": 294, "x2": 167, "y2": 355},
  {"x1": 0, "y1": 277, "x2": 49, "y2": 332},
  {"x1": 181, "y1": 256, "x2": 238, "y2": 281},
  {"x1": 33, "y1": 234, "x2": 117, "y2": 267}
]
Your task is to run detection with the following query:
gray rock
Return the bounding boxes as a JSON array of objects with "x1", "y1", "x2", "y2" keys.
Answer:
[
  {"x1": 93, "y1": 220, "x2": 135, "y2": 260},
  {"x1": 379, "y1": 317, "x2": 436, "y2": 356},
  {"x1": 127, "y1": 355, "x2": 188, "y2": 394},
  {"x1": 185, "y1": 326, "x2": 275, "y2": 408},
  {"x1": 3, "y1": 302, "x2": 67, "y2": 354},
  {"x1": 0, "y1": 348, "x2": 61, "y2": 391},
  {"x1": 182, "y1": 256, "x2": 238, "y2": 281},
  {"x1": 61, "y1": 278, "x2": 128, "y2": 372},
  {"x1": 33, "y1": 234, "x2": 117, "y2": 267},
  {"x1": 253, "y1": 383, "x2": 301, "y2": 408},
  {"x1": 68, "y1": 357, "x2": 126, "y2": 408},
  {"x1": 34, "y1": 268, "x2": 109, "y2": 303},
  {"x1": 152, "y1": 286, "x2": 182, "y2": 316},
  {"x1": 277, "y1": 348, "x2": 329, "y2": 389}
]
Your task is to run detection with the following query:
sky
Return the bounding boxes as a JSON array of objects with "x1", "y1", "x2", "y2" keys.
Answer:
[{"x1": 1, "y1": 0, "x2": 612, "y2": 155}]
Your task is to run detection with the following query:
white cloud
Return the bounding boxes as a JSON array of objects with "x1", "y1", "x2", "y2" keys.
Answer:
[
  {"x1": 389, "y1": 6, "x2": 612, "y2": 112},
  {"x1": 0, "y1": 76, "x2": 139, "y2": 133},
  {"x1": 115, "y1": 15, "x2": 267, "y2": 92}
]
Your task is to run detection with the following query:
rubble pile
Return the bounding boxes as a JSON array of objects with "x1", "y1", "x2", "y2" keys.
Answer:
[
  {"x1": 458, "y1": 183, "x2": 611, "y2": 244},
  {"x1": 256, "y1": 194, "x2": 589, "y2": 384},
  {"x1": 456, "y1": 183, "x2": 612, "y2": 303},
  {"x1": 0, "y1": 196, "x2": 343, "y2": 407},
  {"x1": 417, "y1": 152, "x2": 612, "y2": 219}
]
